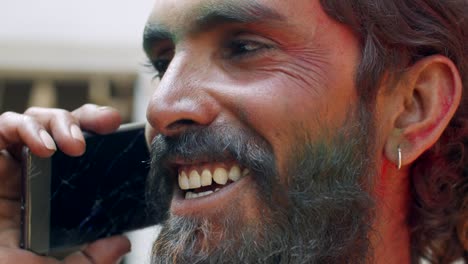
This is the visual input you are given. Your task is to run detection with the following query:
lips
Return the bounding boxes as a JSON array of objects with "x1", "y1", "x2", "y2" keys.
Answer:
[{"x1": 178, "y1": 162, "x2": 250, "y2": 199}]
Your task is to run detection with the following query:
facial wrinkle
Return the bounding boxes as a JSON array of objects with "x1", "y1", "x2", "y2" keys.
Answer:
[{"x1": 240, "y1": 43, "x2": 331, "y2": 98}]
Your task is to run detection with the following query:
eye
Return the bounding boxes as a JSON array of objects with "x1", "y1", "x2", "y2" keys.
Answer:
[
  {"x1": 147, "y1": 48, "x2": 174, "y2": 79},
  {"x1": 152, "y1": 58, "x2": 171, "y2": 78},
  {"x1": 226, "y1": 38, "x2": 273, "y2": 60}
]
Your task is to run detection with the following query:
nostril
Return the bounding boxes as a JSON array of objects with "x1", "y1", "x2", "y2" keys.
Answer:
[
  {"x1": 167, "y1": 119, "x2": 198, "y2": 131},
  {"x1": 177, "y1": 119, "x2": 197, "y2": 126}
]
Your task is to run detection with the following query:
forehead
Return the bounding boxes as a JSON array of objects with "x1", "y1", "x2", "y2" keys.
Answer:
[{"x1": 146, "y1": 0, "x2": 323, "y2": 36}]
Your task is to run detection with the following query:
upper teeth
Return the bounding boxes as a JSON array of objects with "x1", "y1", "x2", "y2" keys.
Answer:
[
  {"x1": 213, "y1": 167, "x2": 228, "y2": 185},
  {"x1": 189, "y1": 170, "x2": 201, "y2": 188},
  {"x1": 178, "y1": 165, "x2": 249, "y2": 191},
  {"x1": 201, "y1": 169, "x2": 212, "y2": 186}
]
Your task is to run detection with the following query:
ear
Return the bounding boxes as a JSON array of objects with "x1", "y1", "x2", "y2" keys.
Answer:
[{"x1": 384, "y1": 55, "x2": 462, "y2": 168}]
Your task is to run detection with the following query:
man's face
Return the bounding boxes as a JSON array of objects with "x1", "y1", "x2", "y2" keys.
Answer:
[{"x1": 144, "y1": 0, "x2": 376, "y2": 262}]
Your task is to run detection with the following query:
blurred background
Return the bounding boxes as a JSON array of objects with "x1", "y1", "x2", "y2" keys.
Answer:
[
  {"x1": 0, "y1": 0, "x2": 156, "y2": 122},
  {"x1": 0, "y1": 0, "x2": 159, "y2": 263}
]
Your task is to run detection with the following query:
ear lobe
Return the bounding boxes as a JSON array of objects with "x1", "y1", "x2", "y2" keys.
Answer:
[{"x1": 385, "y1": 55, "x2": 462, "y2": 168}]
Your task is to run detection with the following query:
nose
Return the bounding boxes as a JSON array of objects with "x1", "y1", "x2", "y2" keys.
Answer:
[{"x1": 146, "y1": 57, "x2": 220, "y2": 137}]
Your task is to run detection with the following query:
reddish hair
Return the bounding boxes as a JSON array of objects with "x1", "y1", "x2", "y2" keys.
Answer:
[{"x1": 319, "y1": 0, "x2": 468, "y2": 263}]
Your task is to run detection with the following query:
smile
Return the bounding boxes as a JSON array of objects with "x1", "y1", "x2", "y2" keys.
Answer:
[
  {"x1": 178, "y1": 163, "x2": 250, "y2": 199},
  {"x1": 169, "y1": 155, "x2": 257, "y2": 217}
]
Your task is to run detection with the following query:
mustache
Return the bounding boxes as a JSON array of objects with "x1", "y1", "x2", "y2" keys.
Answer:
[
  {"x1": 150, "y1": 125, "x2": 275, "y2": 174},
  {"x1": 145, "y1": 124, "x2": 278, "y2": 218}
]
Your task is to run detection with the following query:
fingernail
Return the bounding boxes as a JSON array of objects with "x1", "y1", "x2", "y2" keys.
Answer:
[
  {"x1": 39, "y1": 130, "x2": 56, "y2": 151},
  {"x1": 98, "y1": 106, "x2": 112, "y2": 111},
  {"x1": 70, "y1": 124, "x2": 85, "y2": 143}
]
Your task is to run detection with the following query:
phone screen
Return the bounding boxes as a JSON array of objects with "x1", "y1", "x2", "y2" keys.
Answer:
[{"x1": 47, "y1": 125, "x2": 154, "y2": 250}]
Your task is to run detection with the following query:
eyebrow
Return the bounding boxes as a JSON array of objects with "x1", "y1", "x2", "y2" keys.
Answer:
[
  {"x1": 143, "y1": 1, "x2": 285, "y2": 53},
  {"x1": 195, "y1": 1, "x2": 284, "y2": 31},
  {"x1": 143, "y1": 25, "x2": 172, "y2": 53}
]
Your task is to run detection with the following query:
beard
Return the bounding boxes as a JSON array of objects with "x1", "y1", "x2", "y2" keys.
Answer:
[{"x1": 146, "y1": 109, "x2": 376, "y2": 264}]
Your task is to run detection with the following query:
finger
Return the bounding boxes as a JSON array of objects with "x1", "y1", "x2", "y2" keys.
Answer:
[
  {"x1": 0, "y1": 199, "x2": 21, "y2": 248},
  {"x1": 72, "y1": 104, "x2": 122, "y2": 135},
  {"x1": 0, "y1": 151, "x2": 21, "y2": 200},
  {"x1": 63, "y1": 236, "x2": 130, "y2": 264},
  {"x1": 0, "y1": 151, "x2": 22, "y2": 248},
  {"x1": 0, "y1": 247, "x2": 59, "y2": 264},
  {"x1": 24, "y1": 107, "x2": 85, "y2": 157},
  {"x1": 0, "y1": 112, "x2": 56, "y2": 158},
  {"x1": 0, "y1": 228, "x2": 20, "y2": 248},
  {"x1": 0, "y1": 186, "x2": 21, "y2": 248}
]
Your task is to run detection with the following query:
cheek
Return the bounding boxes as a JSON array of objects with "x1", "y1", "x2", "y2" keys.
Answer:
[
  {"x1": 233, "y1": 60, "x2": 355, "y2": 140},
  {"x1": 222, "y1": 78, "x2": 326, "y2": 175},
  {"x1": 220, "y1": 58, "x2": 358, "y2": 176}
]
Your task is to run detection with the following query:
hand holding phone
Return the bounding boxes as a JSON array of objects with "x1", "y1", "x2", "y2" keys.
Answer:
[
  {"x1": 0, "y1": 105, "x2": 130, "y2": 263},
  {"x1": 21, "y1": 122, "x2": 160, "y2": 257}
]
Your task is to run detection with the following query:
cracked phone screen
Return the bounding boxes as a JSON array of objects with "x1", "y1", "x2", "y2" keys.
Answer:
[{"x1": 49, "y1": 126, "x2": 155, "y2": 249}]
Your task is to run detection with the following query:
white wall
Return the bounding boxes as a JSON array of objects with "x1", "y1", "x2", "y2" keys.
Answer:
[{"x1": 0, "y1": 0, "x2": 155, "y2": 73}]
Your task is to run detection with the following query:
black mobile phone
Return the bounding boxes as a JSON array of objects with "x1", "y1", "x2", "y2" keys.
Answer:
[{"x1": 20, "y1": 123, "x2": 160, "y2": 257}]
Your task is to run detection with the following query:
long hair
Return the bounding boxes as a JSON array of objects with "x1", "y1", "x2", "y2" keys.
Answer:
[{"x1": 319, "y1": 0, "x2": 468, "y2": 263}]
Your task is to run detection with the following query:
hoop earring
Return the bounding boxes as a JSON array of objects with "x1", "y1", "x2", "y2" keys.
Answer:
[{"x1": 397, "y1": 146, "x2": 402, "y2": 170}]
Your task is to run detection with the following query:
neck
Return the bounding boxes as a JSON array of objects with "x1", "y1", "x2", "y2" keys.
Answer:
[{"x1": 371, "y1": 161, "x2": 411, "y2": 263}]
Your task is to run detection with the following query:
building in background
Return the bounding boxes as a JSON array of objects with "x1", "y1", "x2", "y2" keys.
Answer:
[
  {"x1": 0, "y1": 0, "x2": 155, "y2": 122},
  {"x1": 0, "y1": 1, "x2": 158, "y2": 263}
]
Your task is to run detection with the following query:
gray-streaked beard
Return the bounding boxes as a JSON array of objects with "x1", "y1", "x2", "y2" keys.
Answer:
[{"x1": 149, "y1": 111, "x2": 376, "y2": 264}]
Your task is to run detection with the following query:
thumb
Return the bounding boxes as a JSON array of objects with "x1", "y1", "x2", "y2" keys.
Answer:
[{"x1": 64, "y1": 236, "x2": 131, "y2": 264}]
